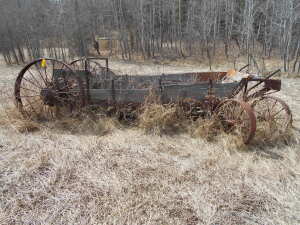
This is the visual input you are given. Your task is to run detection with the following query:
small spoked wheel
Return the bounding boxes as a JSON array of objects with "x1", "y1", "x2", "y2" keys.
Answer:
[
  {"x1": 216, "y1": 99, "x2": 256, "y2": 144},
  {"x1": 251, "y1": 96, "x2": 292, "y2": 135},
  {"x1": 70, "y1": 57, "x2": 115, "y2": 87},
  {"x1": 14, "y1": 58, "x2": 85, "y2": 120}
]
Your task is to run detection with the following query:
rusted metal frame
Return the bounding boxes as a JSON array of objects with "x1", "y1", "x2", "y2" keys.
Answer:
[
  {"x1": 158, "y1": 78, "x2": 163, "y2": 103},
  {"x1": 208, "y1": 79, "x2": 213, "y2": 95},
  {"x1": 89, "y1": 57, "x2": 109, "y2": 72},
  {"x1": 205, "y1": 79, "x2": 218, "y2": 114},
  {"x1": 248, "y1": 88, "x2": 280, "y2": 99},
  {"x1": 233, "y1": 72, "x2": 281, "y2": 101},
  {"x1": 84, "y1": 59, "x2": 91, "y2": 105},
  {"x1": 228, "y1": 78, "x2": 248, "y2": 98},
  {"x1": 52, "y1": 61, "x2": 55, "y2": 85},
  {"x1": 262, "y1": 90, "x2": 280, "y2": 96},
  {"x1": 159, "y1": 74, "x2": 165, "y2": 103},
  {"x1": 243, "y1": 79, "x2": 249, "y2": 100},
  {"x1": 247, "y1": 87, "x2": 270, "y2": 99},
  {"x1": 239, "y1": 64, "x2": 250, "y2": 72},
  {"x1": 86, "y1": 57, "x2": 109, "y2": 72},
  {"x1": 105, "y1": 58, "x2": 109, "y2": 72},
  {"x1": 264, "y1": 79, "x2": 281, "y2": 91},
  {"x1": 111, "y1": 79, "x2": 116, "y2": 104},
  {"x1": 247, "y1": 78, "x2": 281, "y2": 91},
  {"x1": 246, "y1": 69, "x2": 281, "y2": 93},
  {"x1": 244, "y1": 78, "x2": 281, "y2": 100}
]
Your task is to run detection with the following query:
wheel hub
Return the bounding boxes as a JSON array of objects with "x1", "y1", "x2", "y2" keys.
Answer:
[{"x1": 40, "y1": 88, "x2": 58, "y2": 106}]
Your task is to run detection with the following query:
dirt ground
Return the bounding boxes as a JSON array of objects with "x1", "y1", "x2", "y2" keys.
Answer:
[{"x1": 0, "y1": 59, "x2": 299, "y2": 225}]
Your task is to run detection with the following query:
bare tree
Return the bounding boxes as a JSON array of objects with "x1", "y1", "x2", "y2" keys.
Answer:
[{"x1": 0, "y1": 0, "x2": 299, "y2": 73}]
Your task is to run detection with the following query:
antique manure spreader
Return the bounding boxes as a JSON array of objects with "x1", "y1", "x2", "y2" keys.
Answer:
[{"x1": 14, "y1": 57, "x2": 292, "y2": 144}]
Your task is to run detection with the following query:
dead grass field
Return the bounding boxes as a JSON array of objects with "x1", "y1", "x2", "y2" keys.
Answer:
[{"x1": 0, "y1": 59, "x2": 300, "y2": 225}]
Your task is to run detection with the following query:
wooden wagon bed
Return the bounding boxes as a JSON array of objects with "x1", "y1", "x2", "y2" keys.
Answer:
[{"x1": 53, "y1": 69, "x2": 238, "y2": 104}]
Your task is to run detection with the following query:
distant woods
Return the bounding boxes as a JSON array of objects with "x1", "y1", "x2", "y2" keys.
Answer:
[{"x1": 0, "y1": 0, "x2": 299, "y2": 72}]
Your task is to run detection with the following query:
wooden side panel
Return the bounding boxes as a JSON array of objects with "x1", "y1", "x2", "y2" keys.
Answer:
[
  {"x1": 89, "y1": 89, "x2": 114, "y2": 102},
  {"x1": 53, "y1": 69, "x2": 237, "y2": 104},
  {"x1": 213, "y1": 83, "x2": 239, "y2": 96},
  {"x1": 89, "y1": 82, "x2": 238, "y2": 104},
  {"x1": 89, "y1": 89, "x2": 152, "y2": 104},
  {"x1": 162, "y1": 85, "x2": 208, "y2": 102},
  {"x1": 114, "y1": 72, "x2": 227, "y2": 83},
  {"x1": 115, "y1": 89, "x2": 151, "y2": 103},
  {"x1": 162, "y1": 82, "x2": 238, "y2": 102}
]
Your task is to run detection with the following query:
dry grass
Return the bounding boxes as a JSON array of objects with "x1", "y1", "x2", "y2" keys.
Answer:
[
  {"x1": 0, "y1": 104, "x2": 119, "y2": 137},
  {"x1": 190, "y1": 117, "x2": 222, "y2": 142},
  {"x1": 51, "y1": 116, "x2": 119, "y2": 136},
  {"x1": 0, "y1": 101, "x2": 41, "y2": 134},
  {"x1": 139, "y1": 103, "x2": 187, "y2": 135},
  {"x1": 0, "y1": 61, "x2": 300, "y2": 225}
]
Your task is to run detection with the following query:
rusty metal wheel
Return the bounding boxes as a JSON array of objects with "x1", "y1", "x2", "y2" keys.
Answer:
[
  {"x1": 251, "y1": 96, "x2": 292, "y2": 134},
  {"x1": 215, "y1": 99, "x2": 256, "y2": 144},
  {"x1": 70, "y1": 57, "x2": 115, "y2": 87},
  {"x1": 14, "y1": 58, "x2": 85, "y2": 120}
]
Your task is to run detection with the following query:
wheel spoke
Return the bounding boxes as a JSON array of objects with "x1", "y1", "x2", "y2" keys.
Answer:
[
  {"x1": 252, "y1": 96, "x2": 292, "y2": 136},
  {"x1": 34, "y1": 65, "x2": 48, "y2": 86},
  {"x1": 27, "y1": 68, "x2": 44, "y2": 88},
  {"x1": 20, "y1": 95, "x2": 41, "y2": 98},
  {"x1": 217, "y1": 100, "x2": 255, "y2": 144},
  {"x1": 23, "y1": 98, "x2": 42, "y2": 116},
  {"x1": 43, "y1": 67, "x2": 51, "y2": 84},
  {"x1": 270, "y1": 99, "x2": 278, "y2": 112},
  {"x1": 22, "y1": 77, "x2": 42, "y2": 89},
  {"x1": 20, "y1": 87, "x2": 40, "y2": 94},
  {"x1": 272, "y1": 108, "x2": 285, "y2": 118}
]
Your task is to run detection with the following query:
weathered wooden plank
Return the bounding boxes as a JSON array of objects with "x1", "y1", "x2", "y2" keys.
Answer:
[
  {"x1": 89, "y1": 89, "x2": 153, "y2": 104},
  {"x1": 54, "y1": 69, "x2": 229, "y2": 90},
  {"x1": 115, "y1": 89, "x2": 151, "y2": 103},
  {"x1": 162, "y1": 82, "x2": 237, "y2": 90},
  {"x1": 88, "y1": 82, "x2": 238, "y2": 104},
  {"x1": 162, "y1": 82, "x2": 237, "y2": 101},
  {"x1": 54, "y1": 69, "x2": 228, "y2": 87},
  {"x1": 114, "y1": 72, "x2": 227, "y2": 83},
  {"x1": 89, "y1": 89, "x2": 113, "y2": 102},
  {"x1": 162, "y1": 88, "x2": 208, "y2": 102}
]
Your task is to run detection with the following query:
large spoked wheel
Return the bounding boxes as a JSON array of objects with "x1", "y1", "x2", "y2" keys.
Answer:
[
  {"x1": 14, "y1": 58, "x2": 85, "y2": 120},
  {"x1": 215, "y1": 99, "x2": 256, "y2": 144},
  {"x1": 251, "y1": 96, "x2": 292, "y2": 135},
  {"x1": 70, "y1": 57, "x2": 115, "y2": 87}
]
